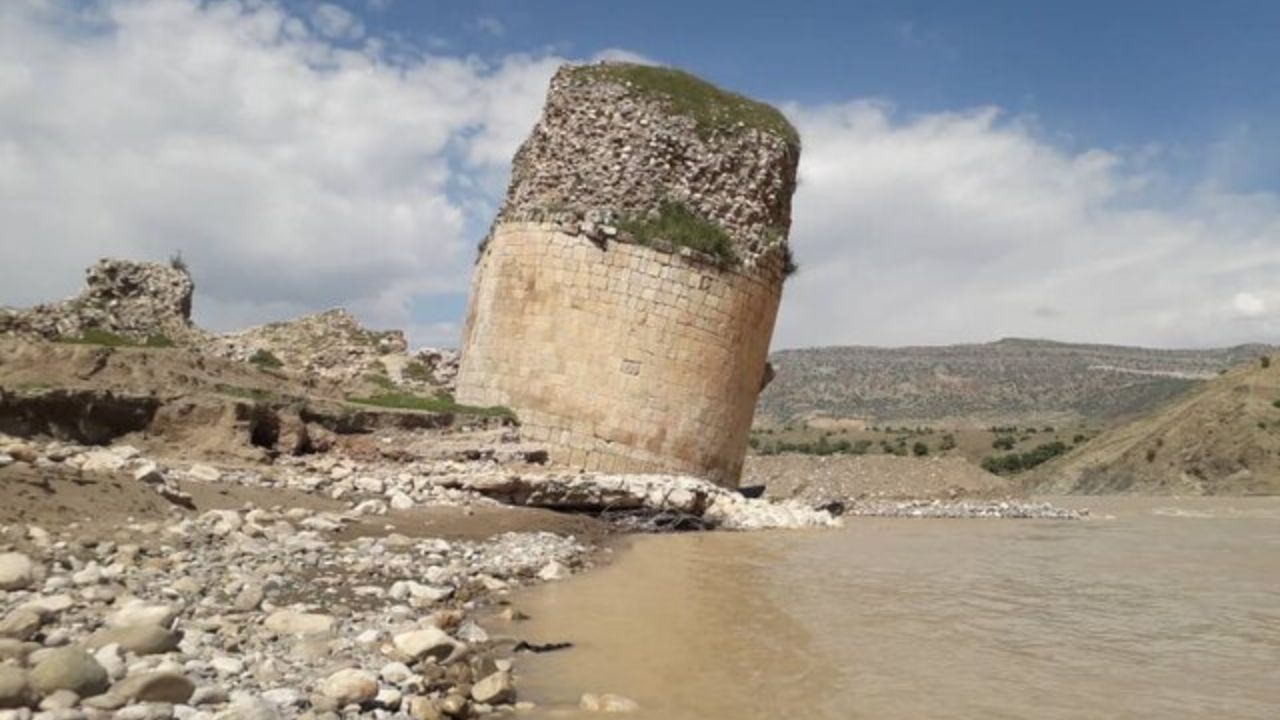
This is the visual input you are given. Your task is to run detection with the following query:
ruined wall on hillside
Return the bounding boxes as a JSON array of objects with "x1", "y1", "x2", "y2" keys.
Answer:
[
  {"x1": 0, "y1": 259, "x2": 198, "y2": 343},
  {"x1": 456, "y1": 62, "x2": 800, "y2": 486}
]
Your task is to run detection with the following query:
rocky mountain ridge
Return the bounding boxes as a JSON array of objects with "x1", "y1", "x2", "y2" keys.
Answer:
[{"x1": 759, "y1": 338, "x2": 1277, "y2": 427}]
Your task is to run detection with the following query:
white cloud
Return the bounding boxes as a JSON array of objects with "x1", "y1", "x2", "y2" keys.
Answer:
[
  {"x1": 778, "y1": 101, "x2": 1280, "y2": 349},
  {"x1": 1, "y1": 0, "x2": 1276, "y2": 353},
  {"x1": 311, "y1": 3, "x2": 363, "y2": 40},
  {"x1": 0, "y1": 0, "x2": 560, "y2": 347},
  {"x1": 1233, "y1": 292, "x2": 1267, "y2": 318}
]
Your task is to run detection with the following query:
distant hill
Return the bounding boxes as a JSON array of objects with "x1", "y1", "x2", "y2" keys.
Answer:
[
  {"x1": 1027, "y1": 358, "x2": 1280, "y2": 495},
  {"x1": 758, "y1": 338, "x2": 1275, "y2": 427}
]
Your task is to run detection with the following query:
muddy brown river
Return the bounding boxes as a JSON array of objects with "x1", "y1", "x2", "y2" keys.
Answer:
[{"x1": 512, "y1": 497, "x2": 1280, "y2": 719}]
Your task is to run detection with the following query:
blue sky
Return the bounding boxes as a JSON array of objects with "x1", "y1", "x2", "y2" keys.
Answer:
[
  {"x1": 2, "y1": 0, "x2": 1277, "y2": 348},
  {"x1": 359, "y1": 0, "x2": 1280, "y2": 187}
]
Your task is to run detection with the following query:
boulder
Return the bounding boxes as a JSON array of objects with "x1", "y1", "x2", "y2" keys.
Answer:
[
  {"x1": 0, "y1": 610, "x2": 43, "y2": 641},
  {"x1": 470, "y1": 671, "x2": 515, "y2": 705},
  {"x1": 106, "y1": 602, "x2": 178, "y2": 629},
  {"x1": 29, "y1": 648, "x2": 110, "y2": 698},
  {"x1": 262, "y1": 610, "x2": 333, "y2": 636},
  {"x1": 0, "y1": 666, "x2": 31, "y2": 709},
  {"x1": 391, "y1": 628, "x2": 459, "y2": 663},
  {"x1": 319, "y1": 669, "x2": 378, "y2": 706},
  {"x1": 86, "y1": 625, "x2": 182, "y2": 656},
  {"x1": 0, "y1": 553, "x2": 36, "y2": 591},
  {"x1": 110, "y1": 671, "x2": 195, "y2": 703}
]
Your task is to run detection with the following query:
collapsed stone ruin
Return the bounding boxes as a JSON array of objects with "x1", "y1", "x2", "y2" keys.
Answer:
[
  {"x1": 456, "y1": 62, "x2": 801, "y2": 487},
  {"x1": 0, "y1": 259, "x2": 198, "y2": 344}
]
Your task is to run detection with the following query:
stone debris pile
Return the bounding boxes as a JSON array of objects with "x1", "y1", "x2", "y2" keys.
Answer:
[
  {"x1": 0, "y1": 502, "x2": 588, "y2": 720},
  {"x1": 0, "y1": 259, "x2": 196, "y2": 344}
]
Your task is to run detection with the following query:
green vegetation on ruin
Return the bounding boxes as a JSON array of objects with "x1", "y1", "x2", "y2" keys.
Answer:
[
  {"x1": 214, "y1": 383, "x2": 304, "y2": 405},
  {"x1": 248, "y1": 349, "x2": 284, "y2": 370},
  {"x1": 56, "y1": 329, "x2": 175, "y2": 348},
  {"x1": 575, "y1": 63, "x2": 800, "y2": 147},
  {"x1": 346, "y1": 390, "x2": 515, "y2": 420},
  {"x1": 363, "y1": 372, "x2": 397, "y2": 391},
  {"x1": 618, "y1": 201, "x2": 738, "y2": 267},
  {"x1": 403, "y1": 361, "x2": 434, "y2": 383}
]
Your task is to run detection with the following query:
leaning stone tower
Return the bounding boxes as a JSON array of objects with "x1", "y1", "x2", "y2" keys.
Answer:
[{"x1": 455, "y1": 62, "x2": 800, "y2": 487}]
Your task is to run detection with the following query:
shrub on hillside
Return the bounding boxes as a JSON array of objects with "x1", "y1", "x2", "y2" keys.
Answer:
[{"x1": 248, "y1": 349, "x2": 283, "y2": 370}]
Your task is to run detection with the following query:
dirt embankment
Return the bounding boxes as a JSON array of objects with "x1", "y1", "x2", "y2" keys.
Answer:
[
  {"x1": 0, "y1": 462, "x2": 610, "y2": 548},
  {"x1": 744, "y1": 454, "x2": 1014, "y2": 503},
  {"x1": 0, "y1": 339, "x2": 506, "y2": 466},
  {"x1": 1029, "y1": 360, "x2": 1280, "y2": 495}
]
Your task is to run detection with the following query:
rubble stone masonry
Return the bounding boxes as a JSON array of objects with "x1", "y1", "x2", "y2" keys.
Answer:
[{"x1": 456, "y1": 63, "x2": 799, "y2": 486}]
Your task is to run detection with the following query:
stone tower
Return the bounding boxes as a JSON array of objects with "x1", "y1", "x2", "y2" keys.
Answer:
[{"x1": 455, "y1": 62, "x2": 800, "y2": 487}]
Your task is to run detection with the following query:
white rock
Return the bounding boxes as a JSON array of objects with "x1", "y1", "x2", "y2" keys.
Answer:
[
  {"x1": 375, "y1": 687, "x2": 402, "y2": 709},
  {"x1": 71, "y1": 563, "x2": 103, "y2": 586},
  {"x1": 0, "y1": 453, "x2": 13, "y2": 468},
  {"x1": 454, "y1": 621, "x2": 488, "y2": 644},
  {"x1": 470, "y1": 671, "x2": 515, "y2": 705},
  {"x1": 262, "y1": 610, "x2": 332, "y2": 636},
  {"x1": 299, "y1": 516, "x2": 342, "y2": 533},
  {"x1": 320, "y1": 669, "x2": 378, "y2": 706},
  {"x1": 80, "y1": 450, "x2": 128, "y2": 474},
  {"x1": 354, "y1": 630, "x2": 382, "y2": 646},
  {"x1": 391, "y1": 628, "x2": 459, "y2": 662},
  {"x1": 387, "y1": 491, "x2": 414, "y2": 510},
  {"x1": 26, "y1": 526, "x2": 51, "y2": 547},
  {"x1": 132, "y1": 462, "x2": 166, "y2": 484},
  {"x1": 213, "y1": 696, "x2": 281, "y2": 720},
  {"x1": 210, "y1": 657, "x2": 245, "y2": 676},
  {"x1": 537, "y1": 561, "x2": 571, "y2": 581},
  {"x1": 389, "y1": 581, "x2": 451, "y2": 605},
  {"x1": 260, "y1": 688, "x2": 305, "y2": 708},
  {"x1": 107, "y1": 602, "x2": 178, "y2": 629},
  {"x1": 188, "y1": 465, "x2": 222, "y2": 482},
  {"x1": 190, "y1": 685, "x2": 229, "y2": 706},
  {"x1": 350, "y1": 500, "x2": 387, "y2": 516},
  {"x1": 378, "y1": 662, "x2": 413, "y2": 685},
  {"x1": 198, "y1": 510, "x2": 242, "y2": 536},
  {"x1": 0, "y1": 553, "x2": 36, "y2": 591},
  {"x1": 353, "y1": 477, "x2": 384, "y2": 494},
  {"x1": 93, "y1": 644, "x2": 127, "y2": 681}
]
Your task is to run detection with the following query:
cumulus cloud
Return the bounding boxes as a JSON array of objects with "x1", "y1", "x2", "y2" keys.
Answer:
[
  {"x1": 778, "y1": 102, "x2": 1280, "y2": 349},
  {"x1": 0, "y1": 0, "x2": 560, "y2": 346},
  {"x1": 1, "y1": 0, "x2": 1276, "y2": 352},
  {"x1": 311, "y1": 3, "x2": 363, "y2": 40},
  {"x1": 1233, "y1": 292, "x2": 1267, "y2": 318}
]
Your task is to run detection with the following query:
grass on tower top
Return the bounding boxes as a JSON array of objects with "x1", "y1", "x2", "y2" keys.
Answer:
[
  {"x1": 617, "y1": 201, "x2": 738, "y2": 267},
  {"x1": 573, "y1": 63, "x2": 800, "y2": 147}
]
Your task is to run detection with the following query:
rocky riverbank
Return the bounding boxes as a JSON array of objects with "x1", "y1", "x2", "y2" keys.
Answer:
[{"x1": 0, "y1": 429, "x2": 838, "y2": 720}]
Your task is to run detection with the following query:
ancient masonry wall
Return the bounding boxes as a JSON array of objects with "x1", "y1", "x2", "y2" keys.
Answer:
[{"x1": 456, "y1": 222, "x2": 781, "y2": 486}]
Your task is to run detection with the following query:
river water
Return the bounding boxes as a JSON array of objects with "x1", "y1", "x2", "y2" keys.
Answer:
[{"x1": 512, "y1": 497, "x2": 1280, "y2": 719}]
